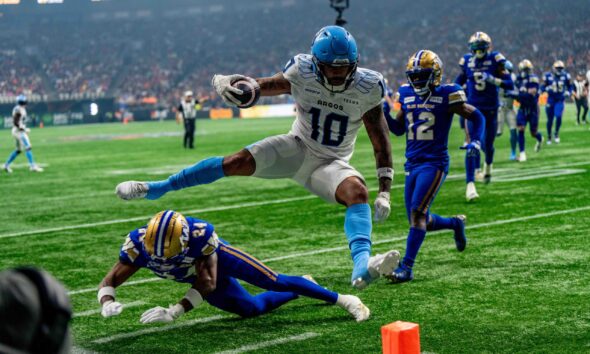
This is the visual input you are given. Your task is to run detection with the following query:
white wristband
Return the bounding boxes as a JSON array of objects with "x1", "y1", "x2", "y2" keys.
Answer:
[
  {"x1": 169, "y1": 303, "x2": 185, "y2": 319},
  {"x1": 98, "y1": 286, "x2": 116, "y2": 304},
  {"x1": 377, "y1": 167, "x2": 394, "y2": 180},
  {"x1": 184, "y1": 288, "x2": 203, "y2": 308}
]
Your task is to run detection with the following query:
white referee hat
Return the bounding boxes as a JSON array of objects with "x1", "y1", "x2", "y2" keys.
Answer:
[{"x1": 184, "y1": 90, "x2": 194, "y2": 97}]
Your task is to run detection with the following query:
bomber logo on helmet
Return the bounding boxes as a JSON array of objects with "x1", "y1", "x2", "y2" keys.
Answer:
[
  {"x1": 469, "y1": 31, "x2": 492, "y2": 59},
  {"x1": 405, "y1": 50, "x2": 443, "y2": 96},
  {"x1": 144, "y1": 210, "x2": 190, "y2": 262}
]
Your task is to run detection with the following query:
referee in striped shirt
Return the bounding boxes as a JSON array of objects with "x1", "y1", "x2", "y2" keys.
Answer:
[{"x1": 177, "y1": 91, "x2": 203, "y2": 149}]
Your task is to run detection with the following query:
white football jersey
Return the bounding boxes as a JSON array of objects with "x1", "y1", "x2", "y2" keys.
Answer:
[
  {"x1": 283, "y1": 54, "x2": 385, "y2": 161},
  {"x1": 12, "y1": 105, "x2": 27, "y2": 132}
]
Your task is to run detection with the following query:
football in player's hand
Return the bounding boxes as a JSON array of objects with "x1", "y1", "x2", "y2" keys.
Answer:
[{"x1": 229, "y1": 77, "x2": 260, "y2": 109}]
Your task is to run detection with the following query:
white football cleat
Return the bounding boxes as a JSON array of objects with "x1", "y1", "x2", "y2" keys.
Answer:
[
  {"x1": 534, "y1": 136, "x2": 544, "y2": 152},
  {"x1": 3, "y1": 164, "x2": 12, "y2": 174},
  {"x1": 546, "y1": 139, "x2": 552, "y2": 145},
  {"x1": 367, "y1": 250, "x2": 401, "y2": 280},
  {"x1": 519, "y1": 151, "x2": 527, "y2": 162},
  {"x1": 466, "y1": 182, "x2": 479, "y2": 202},
  {"x1": 29, "y1": 164, "x2": 43, "y2": 172},
  {"x1": 554, "y1": 137, "x2": 560, "y2": 144},
  {"x1": 336, "y1": 295, "x2": 370, "y2": 322},
  {"x1": 116, "y1": 181, "x2": 149, "y2": 200}
]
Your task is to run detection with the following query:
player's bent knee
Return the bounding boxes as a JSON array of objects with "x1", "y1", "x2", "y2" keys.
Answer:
[
  {"x1": 222, "y1": 149, "x2": 256, "y2": 176},
  {"x1": 410, "y1": 210, "x2": 428, "y2": 229},
  {"x1": 15, "y1": 150, "x2": 22, "y2": 155},
  {"x1": 335, "y1": 177, "x2": 368, "y2": 206}
]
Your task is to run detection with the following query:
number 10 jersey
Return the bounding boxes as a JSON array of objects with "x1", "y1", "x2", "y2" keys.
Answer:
[{"x1": 283, "y1": 54, "x2": 385, "y2": 162}]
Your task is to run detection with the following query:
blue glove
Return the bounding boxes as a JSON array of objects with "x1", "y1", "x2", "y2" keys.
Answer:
[
  {"x1": 481, "y1": 72, "x2": 500, "y2": 85},
  {"x1": 460, "y1": 140, "x2": 481, "y2": 157}
]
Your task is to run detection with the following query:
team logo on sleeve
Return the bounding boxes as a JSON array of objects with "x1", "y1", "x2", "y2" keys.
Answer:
[
  {"x1": 449, "y1": 90, "x2": 467, "y2": 105},
  {"x1": 201, "y1": 232, "x2": 219, "y2": 256}
]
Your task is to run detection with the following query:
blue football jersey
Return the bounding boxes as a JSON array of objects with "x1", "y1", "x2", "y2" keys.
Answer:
[
  {"x1": 397, "y1": 84, "x2": 467, "y2": 172},
  {"x1": 542, "y1": 71, "x2": 572, "y2": 103},
  {"x1": 119, "y1": 217, "x2": 220, "y2": 283},
  {"x1": 515, "y1": 73, "x2": 540, "y2": 110},
  {"x1": 457, "y1": 51, "x2": 506, "y2": 110}
]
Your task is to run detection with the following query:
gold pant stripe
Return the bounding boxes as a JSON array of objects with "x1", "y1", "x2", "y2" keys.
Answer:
[
  {"x1": 418, "y1": 170, "x2": 443, "y2": 213},
  {"x1": 220, "y1": 246, "x2": 277, "y2": 281}
]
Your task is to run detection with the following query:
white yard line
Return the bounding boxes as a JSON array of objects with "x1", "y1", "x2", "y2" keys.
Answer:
[
  {"x1": 90, "y1": 315, "x2": 225, "y2": 344},
  {"x1": 73, "y1": 301, "x2": 146, "y2": 318},
  {"x1": 66, "y1": 204, "x2": 590, "y2": 297},
  {"x1": 214, "y1": 332, "x2": 321, "y2": 354}
]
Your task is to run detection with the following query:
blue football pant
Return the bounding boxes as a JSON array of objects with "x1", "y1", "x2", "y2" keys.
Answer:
[
  {"x1": 205, "y1": 243, "x2": 338, "y2": 318},
  {"x1": 404, "y1": 164, "x2": 447, "y2": 222},
  {"x1": 546, "y1": 100, "x2": 564, "y2": 139}
]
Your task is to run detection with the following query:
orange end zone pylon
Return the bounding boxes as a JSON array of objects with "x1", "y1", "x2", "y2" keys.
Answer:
[{"x1": 381, "y1": 321, "x2": 420, "y2": 354}]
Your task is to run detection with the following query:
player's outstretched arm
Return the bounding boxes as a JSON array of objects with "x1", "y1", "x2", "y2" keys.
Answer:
[
  {"x1": 386, "y1": 108, "x2": 406, "y2": 136},
  {"x1": 256, "y1": 72, "x2": 291, "y2": 96},
  {"x1": 362, "y1": 104, "x2": 393, "y2": 222},
  {"x1": 449, "y1": 103, "x2": 485, "y2": 146},
  {"x1": 140, "y1": 254, "x2": 218, "y2": 324},
  {"x1": 97, "y1": 261, "x2": 140, "y2": 317}
]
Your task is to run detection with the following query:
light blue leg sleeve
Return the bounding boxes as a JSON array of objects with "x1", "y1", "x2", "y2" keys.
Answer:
[
  {"x1": 344, "y1": 203, "x2": 372, "y2": 283},
  {"x1": 146, "y1": 156, "x2": 225, "y2": 200}
]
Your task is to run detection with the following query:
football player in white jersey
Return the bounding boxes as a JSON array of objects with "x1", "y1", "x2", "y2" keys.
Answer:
[
  {"x1": 3, "y1": 95, "x2": 43, "y2": 173},
  {"x1": 116, "y1": 26, "x2": 398, "y2": 289}
]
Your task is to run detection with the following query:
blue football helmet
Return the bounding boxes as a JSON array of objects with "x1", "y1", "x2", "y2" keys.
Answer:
[
  {"x1": 310, "y1": 26, "x2": 358, "y2": 92},
  {"x1": 16, "y1": 94, "x2": 27, "y2": 106},
  {"x1": 504, "y1": 60, "x2": 514, "y2": 72}
]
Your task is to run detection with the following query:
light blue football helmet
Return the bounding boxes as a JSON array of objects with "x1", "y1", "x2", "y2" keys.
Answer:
[
  {"x1": 16, "y1": 94, "x2": 27, "y2": 106},
  {"x1": 504, "y1": 60, "x2": 513, "y2": 72},
  {"x1": 310, "y1": 26, "x2": 358, "y2": 92}
]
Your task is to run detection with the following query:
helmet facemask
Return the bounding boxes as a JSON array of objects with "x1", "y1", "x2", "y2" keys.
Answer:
[
  {"x1": 470, "y1": 41, "x2": 489, "y2": 59},
  {"x1": 406, "y1": 69, "x2": 434, "y2": 97},
  {"x1": 313, "y1": 57, "x2": 357, "y2": 93}
]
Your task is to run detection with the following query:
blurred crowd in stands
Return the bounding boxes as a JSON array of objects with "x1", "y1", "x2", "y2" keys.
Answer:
[{"x1": 0, "y1": 0, "x2": 587, "y2": 108}]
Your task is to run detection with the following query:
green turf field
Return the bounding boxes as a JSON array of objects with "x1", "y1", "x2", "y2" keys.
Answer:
[{"x1": 1, "y1": 108, "x2": 589, "y2": 353}]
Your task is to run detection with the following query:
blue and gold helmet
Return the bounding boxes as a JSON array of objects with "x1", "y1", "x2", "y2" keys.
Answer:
[
  {"x1": 553, "y1": 60, "x2": 565, "y2": 74},
  {"x1": 469, "y1": 32, "x2": 492, "y2": 59},
  {"x1": 311, "y1": 26, "x2": 358, "y2": 92},
  {"x1": 144, "y1": 210, "x2": 190, "y2": 262},
  {"x1": 405, "y1": 50, "x2": 443, "y2": 96},
  {"x1": 518, "y1": 59, "x2": 534, "y2": 73}
]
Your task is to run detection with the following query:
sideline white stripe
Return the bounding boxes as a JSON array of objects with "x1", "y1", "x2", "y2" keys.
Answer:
[
  {"x1": 2, "y1": 160, "x2": 588, "y2": 240},
  {"x1": 73, "y1": 301, "x2": 146, "y2": 318},
  {"x1": 0, "y1": 196, "x2": 317, "y2": 239},
  {"x1": 91, "y1": 315, "x2": 225, "y2": 344},
  {"x1": 67, "y1": 204, "x2": 590, "y2": 296},
  {"x1": 215, "y1": 332, "x2": 320, "y2": 354}
]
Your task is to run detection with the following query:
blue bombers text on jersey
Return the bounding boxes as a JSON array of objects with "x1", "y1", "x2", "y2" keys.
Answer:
[{"x1": 397, "y1": 83, "x2": 467, "y2": 173}]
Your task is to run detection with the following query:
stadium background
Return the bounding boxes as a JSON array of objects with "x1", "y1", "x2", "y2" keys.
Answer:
[{"x1": 0, "y1": 0, "x2": 588, "y2": 126}]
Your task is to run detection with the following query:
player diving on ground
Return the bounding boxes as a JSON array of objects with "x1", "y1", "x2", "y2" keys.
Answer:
[
  {"x1": 385, "y1": 50, "x2": 483, "y2": 282},
  {"x1": 116, "y1": 26, "x2": 399, "y2": 289},
  {"x1": 97, "y1": 210, "x2": 370, "y2": 323}
]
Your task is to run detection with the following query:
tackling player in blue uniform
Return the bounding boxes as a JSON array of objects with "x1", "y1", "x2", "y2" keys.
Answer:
[
  {"x1": 384, "y1": 50, "x2": 484, "y2": 283},
  {"x1": 97, "y1": 210, "x2": 371, "y2": 323},
  {"x1": 542, "y1": 60, "x2": 572, "y2": 144},
  {"x1": 455, "y1": 32, "x2": 513, "y2": 200},
  {"x1": 512, "y1": 59, "x2": 544, "y2": 162}
]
